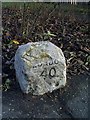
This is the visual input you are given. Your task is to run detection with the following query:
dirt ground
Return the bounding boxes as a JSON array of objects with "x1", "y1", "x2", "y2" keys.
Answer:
[{"x1": 2, "y1": 72, "x2": 89, "y2": 119}]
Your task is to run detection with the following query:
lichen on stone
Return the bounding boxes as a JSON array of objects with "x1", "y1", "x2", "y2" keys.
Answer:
[{"x1": 40, "y1": 52, "x2": 50, "y2": 59}]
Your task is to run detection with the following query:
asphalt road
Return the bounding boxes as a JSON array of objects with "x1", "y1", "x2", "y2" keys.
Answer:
[{"x1": 2, "y1": 72, "x2": 89, "y2": 119}]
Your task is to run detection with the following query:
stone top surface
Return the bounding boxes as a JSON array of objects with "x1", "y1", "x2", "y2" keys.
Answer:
[{"x1": 17, "y1": 41, "x2": 65, "y2": 66}]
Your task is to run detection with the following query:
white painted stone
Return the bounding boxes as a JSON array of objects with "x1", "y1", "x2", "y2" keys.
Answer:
[{"x1": 14, "y1": 41, "x2": 66, "y2": 95}]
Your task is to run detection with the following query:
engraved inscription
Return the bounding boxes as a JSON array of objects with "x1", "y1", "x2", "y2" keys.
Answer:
[
  {"x1": 33, "y1": 59, "x2": 59, "y2": 68},
  {"x1": 49, "y1": 67, "x2": 56, "y2": 78},
  {"x1": 40, "y1": 66, "x2": 58, "y2": 79}
]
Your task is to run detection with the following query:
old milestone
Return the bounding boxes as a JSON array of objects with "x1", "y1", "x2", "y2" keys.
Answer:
[{"x1": 14, "y1": 41, "x2": 66, "y2": 95}]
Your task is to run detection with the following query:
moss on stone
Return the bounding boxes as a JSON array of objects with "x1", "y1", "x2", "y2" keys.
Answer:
[{"x1": 40, "y1": 52, "x2": 50, "y2": 59}]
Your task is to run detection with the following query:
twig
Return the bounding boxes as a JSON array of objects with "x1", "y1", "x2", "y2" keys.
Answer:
[{"x1": 46, "y1": 3, "x2": 59, "y2": 22}]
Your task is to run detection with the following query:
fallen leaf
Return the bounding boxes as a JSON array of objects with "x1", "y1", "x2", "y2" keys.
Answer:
[{"x1": 13, "y1": 40, "x2": 19, "y2": 45}]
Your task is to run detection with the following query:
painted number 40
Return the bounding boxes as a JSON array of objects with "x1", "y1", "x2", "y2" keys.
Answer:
[{"x1": 40, "y1": 67, "x2": 57, "y2": 78}]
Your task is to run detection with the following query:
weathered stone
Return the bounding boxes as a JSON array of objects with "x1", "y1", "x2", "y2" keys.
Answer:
[{"x1": 14, "y1": 41, "x2": 66, "y2": 95}]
